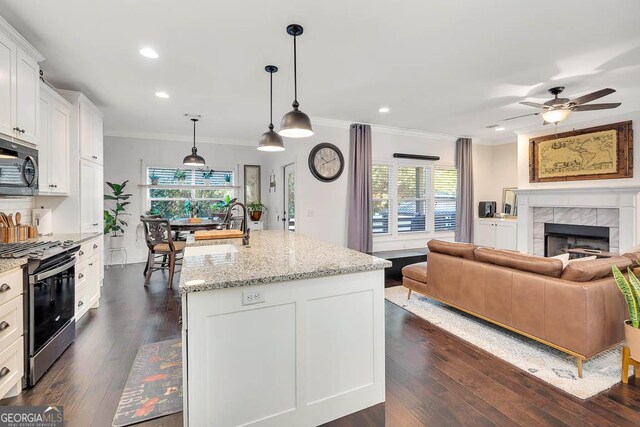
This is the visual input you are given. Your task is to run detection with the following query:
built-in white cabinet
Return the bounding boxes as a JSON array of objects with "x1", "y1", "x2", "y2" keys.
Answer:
[
  {"x1": 0, "y1": 267, "x2": 24, "y2": 400},
  {"x1": 80, "y1": 159, "x2": 103, "y2": 233},
  {"x1": 475, "y1": 218, "x2": 518, "y2": 250},
  {"x1": 79, "y1": 99, "x2": 103, "y2": 165},
  {"x1": 0, "y1": 19, "x2": 43, "y2": 145},
  {"x1": 75, "y1": 237, "x2": 102, "y2": 320},
  {"x1": 38, "y1": 83, "x2": 70, "y2": 195}
]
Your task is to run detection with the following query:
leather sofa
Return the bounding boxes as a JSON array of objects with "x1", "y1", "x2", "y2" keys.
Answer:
[{"x1": 402, "y1": 239, "x2": 632, "y2": 377}]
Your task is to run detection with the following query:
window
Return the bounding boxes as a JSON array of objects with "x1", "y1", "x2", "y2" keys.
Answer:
[
  {"x1": 371, "y1": 162, "x2": 457, "y2": 237},
  {"x1": 397, "y1": 166, "x2": 430, "y2": 233},
  {"x1": 434, "y1": 167, "x2": 458, "y2": 232},
  {"x1": 147, "y1": 166, "x2": 236, "y2": 219},
  {"x1": 372, "y1": 165, "x2": 390, "y2": 234}
]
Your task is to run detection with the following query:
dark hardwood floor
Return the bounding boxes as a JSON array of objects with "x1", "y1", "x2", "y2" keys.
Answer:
[{"x1": 3, "y1": 268, "x2": 640, "y2": 426}]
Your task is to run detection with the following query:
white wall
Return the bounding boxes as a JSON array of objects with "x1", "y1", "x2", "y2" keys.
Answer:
[
  {"x1": 103, "y1": 136, "x2": 268, "y2": 264},
  {"x1": 261, "y1": 121, "x2": 485, "y2": 251},
  {"x1": 474, "y1": 142, "x2": 518, "y2": 216},
  {"x1": 516, "y1": 110, "x2": 640, "y2": 189}
]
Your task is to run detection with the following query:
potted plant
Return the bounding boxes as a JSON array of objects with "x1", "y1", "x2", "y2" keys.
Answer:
[
  {"x1": 613, "y1": 265, "x2": 640, "y2": 360},
  {"x1": 210, "y1": 195, "x2": 236, "y2": 222},
  {"x1": 149, "y1": 172, "x2": 159, "y2": 185},
  {"x1": 174, "y1": 168, "x2": 187, "y2": 185},
  {"x1": 202, "y1": 170, "x2": 214, "y2": 186},
  {"x1": 104, "y1": 180, "x2": 132, "y2": 249},
  {"x1": 224, "y1": 173, "x2": 232, "y2": 184},
  {"x1": 247, "y1": 201, "x2": 267, "y2": 221}
]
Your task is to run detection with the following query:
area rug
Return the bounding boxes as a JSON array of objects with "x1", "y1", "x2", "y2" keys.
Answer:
[
  {"x1": 112, "y1": 339, "x2": 183, "y2": 426},
  {"x1": 385, "y1": 286, "x2": 626, "y2": 399}
]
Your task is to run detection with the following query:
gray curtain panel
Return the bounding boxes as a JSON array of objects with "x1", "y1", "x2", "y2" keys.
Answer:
[
  {"x1": 347, "y1": 123, "x2": 373, "y2": 253},
  {"x1": 455, "y1": 137, "x2": 474, "y2": 243}
]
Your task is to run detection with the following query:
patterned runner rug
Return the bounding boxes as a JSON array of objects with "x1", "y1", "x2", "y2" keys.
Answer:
[
  {"x1": 112, "y1": 339, "x2": 183, "y2": 426},
  {"x1": 385, "y1": 286, "x2": 625, "y2": 399}
]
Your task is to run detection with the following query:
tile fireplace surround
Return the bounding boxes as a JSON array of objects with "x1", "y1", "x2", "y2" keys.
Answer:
[{"x1": 514, "y1": 187, "x2": 640, "y2": 255}]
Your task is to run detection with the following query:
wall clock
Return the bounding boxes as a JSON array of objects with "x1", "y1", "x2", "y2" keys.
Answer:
[{"x1": 308, "y1": 143, "x2": 345, "y2": 182}]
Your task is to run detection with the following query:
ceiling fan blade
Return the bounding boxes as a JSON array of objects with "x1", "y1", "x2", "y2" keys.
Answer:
[
  {"x1": 570, "y1": 88, "x2": 615, "y2": 105},
  {"x1": 501, "y1": 112, "x2": 540, "y2": 121},
  {"x1": 519, "y1": 101, "x2": 546, "y2": 108},
  {"x1": 573, "y1": 103, "x2": 621, "y2": 111}
]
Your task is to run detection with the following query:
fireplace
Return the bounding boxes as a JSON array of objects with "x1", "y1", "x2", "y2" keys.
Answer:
[{"x1": 544, "y1": 223, "x2": 610, "y2": 257}]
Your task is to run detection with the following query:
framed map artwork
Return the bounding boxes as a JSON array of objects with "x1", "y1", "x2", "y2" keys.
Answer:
[{"x1": 529, "y1": 121, "x2": 633, "y2": 183}]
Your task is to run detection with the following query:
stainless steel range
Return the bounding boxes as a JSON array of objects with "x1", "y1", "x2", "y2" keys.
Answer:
[{"x1": 0, "y1": 240, "x2": 79, "y2": 387}]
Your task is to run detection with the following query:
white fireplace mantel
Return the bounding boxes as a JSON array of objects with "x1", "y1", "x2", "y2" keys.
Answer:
[{"x1": 513, "y1": 186, "x2": 640, "y2": 254}]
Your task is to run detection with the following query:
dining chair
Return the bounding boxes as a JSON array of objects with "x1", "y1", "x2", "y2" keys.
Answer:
[{"x1": 140, "y1": 216, "x2": 186, "y2": 288}]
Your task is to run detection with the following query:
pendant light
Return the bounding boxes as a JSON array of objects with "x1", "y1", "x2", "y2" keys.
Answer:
[
  {"x1": 279, "y1": 24, "x2": 314, "y2": 138},
  {"x1": 258, "y1": 65, "x2": 285, "y2": 151},
  {"x1": 183, "y1": 118, "x2": 206, "y2": 166}
]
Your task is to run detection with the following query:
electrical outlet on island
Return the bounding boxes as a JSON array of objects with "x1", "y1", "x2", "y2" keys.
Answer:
[{"x1": 242, "y1": 289, "x2": 265, "y2": 306}]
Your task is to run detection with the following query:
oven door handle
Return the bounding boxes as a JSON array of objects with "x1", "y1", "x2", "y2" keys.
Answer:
[{"x1": 33, "y1": 259, "x2": 76, "y2": 282}]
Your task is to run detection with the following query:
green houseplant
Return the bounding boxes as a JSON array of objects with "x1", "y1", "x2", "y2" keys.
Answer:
[
  {"x1": 174, "y1": 168, "x2": 187, "y2": 184},
  {"x1": 104, "y1": 180, "x2": 132, "y2": 248},
  {"x1": 202, "y1": 169, "x2": 214, "y2": 186},
  {"x1": 247, "y1": 201, "x2": 267, "y2": 221},
  {"x1": 149, "y1": 172, "x2": 159, "y2": 185},
  {"x1": 612, "y1": 265, "x2": 640, "y2": 359}
]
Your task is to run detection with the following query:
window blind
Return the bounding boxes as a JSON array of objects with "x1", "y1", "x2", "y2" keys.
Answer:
[{"x1": 434, "y1": 167, "x2": 457, "y2": 232}]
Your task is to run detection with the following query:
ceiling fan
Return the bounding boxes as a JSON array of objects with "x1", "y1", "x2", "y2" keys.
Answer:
[{"x1": 502, "y1": 86, "x2": 621, "y2": 125}]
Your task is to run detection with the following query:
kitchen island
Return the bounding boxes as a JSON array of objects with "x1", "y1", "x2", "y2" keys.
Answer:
[{"x1": 179, "y1": 230, "x2": 390, "y2": 427}]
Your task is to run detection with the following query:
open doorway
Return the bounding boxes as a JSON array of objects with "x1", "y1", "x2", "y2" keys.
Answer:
[{"x1": 283, "y1": 163, "x2": 295, "y2": 231}]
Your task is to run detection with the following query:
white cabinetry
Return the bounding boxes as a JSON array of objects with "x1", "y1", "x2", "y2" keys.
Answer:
[
  {"x1": 79, "y1": 99, "x2": 103, "y2": 165},
  {"x1": 475, "y1": 218, "x2": 517, "y2": 250},
  {"x1": 80, "y1": 159, "x2": 103, "y2": 233},
  {"x1": 0, "y1": 268, "x2": 24, "y2": 399},
  {"x1": 38, "y1": 83, "x2": 70, "y2": 195},
  {"x1": 75, "y1": 237, "x2": 102, "y2": 320},
  {"x1": 0, "y1": 18, "x2": 43, "y2": 145}
]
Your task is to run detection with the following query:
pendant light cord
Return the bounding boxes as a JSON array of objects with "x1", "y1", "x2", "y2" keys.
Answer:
[
  {"x1": 269, "y1": 71, "x2": 274, "y2": 127},
  {"x1": 192, "y1": 119, "x2": 197, "y2": 149},
  {"x1": 293, "y1": 35, "x2": 298, "y2": 104}
]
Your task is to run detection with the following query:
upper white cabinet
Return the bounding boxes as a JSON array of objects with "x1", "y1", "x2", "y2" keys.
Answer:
[
  {"x1": 474, "y1": 218, "x2": 518, "y2": 250},
  {"x1": 39, "y1": 83, "x2": 70, "y2": 195},
  {"x1": 79, "y1": 99, "x2": 103, "y2": 165},
  {"x1": 0, "y1": 17, "x2": 43, "y2": 145}
]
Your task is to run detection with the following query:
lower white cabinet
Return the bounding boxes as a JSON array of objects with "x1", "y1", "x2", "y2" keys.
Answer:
[
  {"x1": 0, "y1": 267, "x2": 24, "y2": 400},
  {"x1": 475, "y1": 218, "x2": 517, "y2": 250},
  {"x1": 75, "y1": 237, "x2": 102, "y2": 320}
]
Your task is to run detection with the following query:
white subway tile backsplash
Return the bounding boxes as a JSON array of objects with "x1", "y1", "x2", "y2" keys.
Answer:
[{"x1": 0, "y1": 197, "x2": 35, "y2": 225}]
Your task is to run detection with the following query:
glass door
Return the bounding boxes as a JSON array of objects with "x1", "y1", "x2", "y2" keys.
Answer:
[{"x1": 283, "y1": 163, "x2": 295, "y2": 231}]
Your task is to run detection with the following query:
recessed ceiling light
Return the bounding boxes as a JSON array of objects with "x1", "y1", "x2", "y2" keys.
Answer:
[
  {"x1": 155, "y1": 91, "x2": 170, "y2": 99},
  {"x1": 378, "y1": 107, "x2": 390, "y2": 113},
  {"x1": 495, "y1": 127, "x2": 505, "y2": 131},
  {"x1": 139, "y1": 47, "x2": 159, "y2": 59}
]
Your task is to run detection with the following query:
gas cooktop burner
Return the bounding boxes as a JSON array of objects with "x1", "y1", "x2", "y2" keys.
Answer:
[{"x1": 0, "y1": 240, "x2": 78, "y2": 260}]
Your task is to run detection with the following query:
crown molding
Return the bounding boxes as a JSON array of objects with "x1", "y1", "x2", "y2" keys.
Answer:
[
  {"x1": 311, "y1": 117, "x2": 459, "y2": 141},
  {"x1": 104, "y1": 129, "x2": 257, "y2": 147},
  {"x1": 0, "y1": 15, "x2": 45, "y2": 62}
]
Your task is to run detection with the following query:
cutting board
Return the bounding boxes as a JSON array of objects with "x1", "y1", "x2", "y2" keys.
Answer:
[{"x1": 194, "y1": 229, "x2": 244, "y2": 240}]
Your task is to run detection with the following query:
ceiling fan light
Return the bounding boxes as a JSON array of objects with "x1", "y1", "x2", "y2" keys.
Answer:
[
  {"x1": 258, "y1": 129, "x2": 285, "y2": 151},
  {"x1": 541, "y1": 108, "x2": 571, "y2": 124},
  {"x1": 279, "y1": 108, "x2": 314, "y2": 138}
]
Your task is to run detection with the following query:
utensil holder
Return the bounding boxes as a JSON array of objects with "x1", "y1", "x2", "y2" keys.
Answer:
[
  {"x1": 28, "y1": 225, "x2": 37, "y2": 239},
  {"x1": 18, "y1": 225, "x2": 28, "y2": 241},
  {"x1": 6, "y1": 227, "x2": 16, "y2": 243}
]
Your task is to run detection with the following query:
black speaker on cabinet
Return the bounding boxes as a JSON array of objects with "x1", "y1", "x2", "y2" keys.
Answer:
[{"x1": 478, "y1": 201, "x2": 497, "y2": 218}]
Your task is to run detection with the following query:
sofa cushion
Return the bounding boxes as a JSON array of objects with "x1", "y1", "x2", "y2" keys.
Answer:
[
  {"x1": 402, "y1": 262, "x2": 427, "y2": 283},
  {"x1": 561, "y1": 256, "x2": 632, "y2": 282},
  {"x1": 474, "y1": 248, "x2": 564, "y2": 278},
  {"x1": 427, "y1": 240, "x2": 477, "y2": 260}
]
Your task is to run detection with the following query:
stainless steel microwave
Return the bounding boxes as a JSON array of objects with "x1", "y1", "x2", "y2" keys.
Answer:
[{"x1": 0, "y1": 137, "x2": 38, "y2": 196}]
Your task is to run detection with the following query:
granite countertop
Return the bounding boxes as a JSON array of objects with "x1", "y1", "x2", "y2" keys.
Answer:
[
  {"x1": 0, "y1": 258, "x2": 27, "y2": 274},
  {"x1": 179, "y1": 230, "x2": 392, "y2": 294}
]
